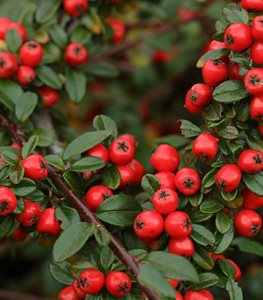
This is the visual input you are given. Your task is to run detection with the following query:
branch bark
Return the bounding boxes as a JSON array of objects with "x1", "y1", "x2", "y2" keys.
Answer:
[{"x1": 0, "y1": 111, "x2": 158, "y2": 300}]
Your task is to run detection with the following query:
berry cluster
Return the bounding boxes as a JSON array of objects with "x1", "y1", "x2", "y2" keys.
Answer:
[{"x1": 59, "y1": 269, "x2": 131, "y2": 300}]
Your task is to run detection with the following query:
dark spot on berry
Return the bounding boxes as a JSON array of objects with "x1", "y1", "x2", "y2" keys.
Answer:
[
  {"x1": 159, "y1": 189, "x2": 170, "y2": 200},
  {"x1": 250, "y1": 223, "x2": 260, "y2": 235},
  {"x1": 183, "y1": 218, "x2": 192, "y2": 229},
  {"x1": 117, "y1": 141, "x2": 129, "y2": 152},
  {"x1": 217, "y1": 179, "x2": 226, "y2": 191},
  {"x1": 79, "y1": 278, "x2": 89, "y2": 288},
  {"x1": 249, "y1": 75, "x2": 262, "y2": 86},
  {"x1": 212, "y1": 59, "x2": 224, "y2": 65},
  {"x1": 225, "y1": 34, "x2": 234, "y2": 46},
  {"x1": 0, "y1": 58, "x2": 6, "y2": 69},
  {"x1": 40, "y1": 159, "x2": 47, "y2": 172},
  {"x1": 253, "y1": 154, "x2": 263, "y2": 165},
  {"x1": 136, "y1": 219, "x2": 144, "y2": 230},
  {"x1": 27, "y1": 41, "x2": 38, "y2": 49},
  {"x1": 0, "y1": 201, "x2": 8, "y2": 212},
  {"x1": 198, "y1": 153, "x2": 208, "y2": 161},
  {"x1": 102, "y1": 192, "x2": 111, "y2": 200},
  {"x1": 119, "y1": 282, "x2": 129, "y2": 294},
  {"x1": 183, "y1": 178, "x2": 194, "y2": 189},
  {"x1": 189, "y1": 90, "x2": 199, "y2": 102},
  {"x1": 76, "y1": 5, "x2": 85, "y2": 14},
  {"x1": 31, "y1": 214, "x2": 39, "y2": 224}
]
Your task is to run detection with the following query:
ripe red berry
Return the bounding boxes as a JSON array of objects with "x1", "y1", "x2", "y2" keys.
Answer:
[
  {"x1": 152, "y1": 188, "x2": 178, "y2": 215},
  {"x1": 207, "y1": 40, "x2": 227, "y2": 51},
  {"x1": 228, "y1": 61, "x2": 243, "y2": 81},
  {"x1": 39, "y1": 86, "x2": 60, "y2": 108},
  {"x1": 109, "y1": 137, "x2": 135, "y2": 165},
  {"x1": 210, "y1": 253, "x2": 226, "y2": 260},
  {"x1": 36, "y1": 208, "x2": 61, "y2": 236},
  {"x1": 241, "y1": 0, "x2": 263, "y2": 10},
  {"x1": 150, "y1": 144, "x2": 180, "y2": 172},
  {"x1": 16, "y1": 199, "x2": 42, "y2": 227},
  {"x1": 63, "y1": 0, "x2": 88, "y2": 16},
  {"x1": 215, "y1": 164, "x2": 241, "y2": 192},
  {"x1": 134, "y1": 210, "x2": 164, "y2": 240},
  {"x1": 167, "y1": 278, "x2": 179, "y2": 288},
  {"x1": 0, "y1": 18, "x2": 12, "y2": 40},
  {"x1": 224, "y1": 23, "x2": 252, "y2": 52},
  {"x1": 184, "y1": 290, "x2": 214, "y2": 300},
  {"x1": 117, "y1": 165, "x2": 135, "y2": 189},
  {"x1": 252, "y1": 16, "x2": 263, "y2": 41},
  {"x1": 12, "y1": 227, "x2": 28, "y2": 242},
  {"x1": 106, "y1": 19, "x2": 125, "y2": 44},
  {"x1": 64, "y1": 43, "x2": 88, "y2": 66},
  {"x1": 85, "y1": 185, "x2": 113, "y2": 212},
  {"x1": 244, "y1": 68, "x2": 263, "y2": 95},
  {"x1": 78, "y1": 269, "x2": 105, "y2": 294},
  {"x1": 21, "y1": 154, "x2": 48, "y2": 180},
  {"x1": 6, "y1": 22, "x2": 27, "y2": 42},
  {"x1": 202, "y1": 59, "x2": 228, "y2": 87},
  {"x1": 86, "y1": 144, "x2": 109, "y2": 165},
  {"x1": 251, "y1": 42, "x2": 263, "y2": 65},
  {"x1": 105, "y1": 271, "x2": 132, "y2": 297},
  {"x1": 250, "y1": 95, "x2": 263, "y2": 121},
  {"x1": 227, "y1": 259, "x2": 241, "y2": 281},
  {"x1": 238, "y1": 149, "x2": 263, "y2": 173},
  {"x1": 234, "y1": 209, "x2": 262, "y2": 237},
  {"x1": 192, "y1": 133, "x2": 218, "y2": 161},
  {"x1": 72, "y1": 279, "x2": 86, "y2": 299},
  {"x1": 128, "y1": 159, "x2": 145, "y2": 185},
  {"x1": 185, "y1": 83, "x2": 212, "y2": 107},
  {"x1": 168, "y1": 236, "x2": 195, "y2": 256},
  {"x1": 0, "y1": 187, "x2": 17, "y2": 216},
  {"x1": 11, "y1": 143, "x2": 22, "y2": 151},
  {"x1": 155, "y1": 171, "x2": 175, "y2": 189},
  {"x1": 153, "y1": 49, "x2": 171, "y2": 64},
  {"x1": 19, "y1": 41, "x2": 43, "y2": 67},
  {"x1": 0, "y1": 52, "x2": 18, "y2": 78},
  {"x1": 58, "y1": 285, "x2": 80, "y2": 300},
  {"x1": 174, "y1": 168, "x2": 200, "y2": 196},
  {"x1": 185, "y1": 96, "x2": 203, "y2": 114},
  {"x1": 165, "y1": 211, "x2": 192, "y2": 238},
  {"x1": 17, "y1": 65, "x2": 36, "y2": 85},
  {"x1": 118, "y1": 134, "x2": 136, "y2": 148},
  {"x1": 175, "y1": 291, "x2": 184, "y2": 300},
  {"x1": 242, "y1": 187, "x2": 263, "y2": 210}
]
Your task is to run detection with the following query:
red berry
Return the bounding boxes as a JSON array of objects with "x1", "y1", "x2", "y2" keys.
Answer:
[
  {"x1": 36, "y1": 207, "x2": 61, "y2": 236},
  {"x1": 251, "y1": 42, "x2": 263, "y2": 65},
  {"x1": 6, "y1": 22, "x2": 27, "y2": 42},
  {"x1": 152, "y1": 188, "x2": 178, "y2": 215},
  {"x1": 63, "y1": 0, "x2": 88, "y2": 16},
  {"x1": 78, "y1": 269, "x2": 105, "y2": 294},
  {"x1": 106, "y1": 19, "x2": 125, "y2": 44},
  {"x1": 175, "y1": 291, "x2": 184, "y2": 300},
  {"x1": 0, "y1": 187, "x2": 17, "y2": 216},
  {"x1": 168, "y1": 236, "x2": 195, "y2": 256},
  {"x1": 241, "y1": 0, "x2": 263, "y2": 10},
  {"x1": 128, "y1": 159, "x2": 145, "y2": 185},
  {"x1": 84, "y1": 185, "x2": 113, "y2": 212},
  {"x1": 243, "y1": 187, "x2": 263, "y2": 210},
  {"x1": 252, "y1": 16, "x2": 263, "y2": 41},
  {"x1": 184, "y1": 290, "x2": 214, "y2": 300},
  {"x1": 150, "y1": 144, "x2": 180, "y2": 172},
  {"x1": 117, "y1": 164, "x2": 135, "y2": 189},
  {"x1": 174, "y1": 168, "x2": 200, "y2": 196},
  {"x1": 167, "y1": 278, "x2": 179, "y2": 289},
  {"x1": 185, "y1": 83, "x2": 212, "y2": 107},
  {"x1": 228, "y1": 62, "x2": 243, "y2": 81},
  {"x1": 105, "y1": 271, "x2": 132, "y2": 297},
  {"x1": 64, "y1": 43, "x2": 88, "y2": 66},
  {"x1": 165, "y1": 211, "x2": 192, "y2": 239},
  {"x1": 118, "y1": 134, "x2": 136, "y2": 148},
  {"x1": 234, "y1": 209, "x2": 262, "y2": 237},
  {"x1": 109, "y1": 137, "x2": 135, "y2": 165},
  {"x1": 155, "y1": 171, "x2": 175, "y2": 189},
  {"x1": 11, "y1": 143, "x2": 22, "y2": 151},
  {"x1": 192, "y1": 133, "x2": 218, "y2": 161},
  {"x1": 185, "y1": 96, "x2": 203, "y2": 114},
  {"x1": 227, "y1": 259, "x2": 241, "y2": 281},
  {"x1": 238, "y1": 149, "x2": 263, "y2": 173},
  {"x1": 153, "y1": 50, "x2": 171, "y2": 64},
  {"x1": 19, "y1": 41, "x2": 43, "y2": 67},
  {"x1": 16, "y1": 199, "x2": 42, "y2": 227},
  {"x1": 207, "y1": 40, "x2": 227, "y2": 51},
  {"x1": 39, "y1": 86, "x2": 60, "y2": 108},
  {"x1": 58, "y1": 285, "x2": 80, "y2": 300},
  {"x1": 72, "y1": 279, "x2": 86, "y2": 299},
  {"x1": 244, "y1": 68, "x2": 263, "y2": 95},
  {"x1": 12, "y1": 227, "x2": 28, "y2": 242},
  {"x1": 224, "y1": 23, "x2": 252, "y2": 52},
  {"x1": 0, "y1": 18, "x2": 12, "y2": 40},
  {"x1": 210, "y1": 253, "x2": 226, "y2": 260},
  {"x1": 0, "y1": 52, "x2": 18, "y2": 78},
  {"x1": 215, "y1": 164, "x2": 241, "y2": 193},
  {"x1": 17, "y1": 65, "x2": 36, "y2": 85},
  {"x1": 202, "y1": 59, "x2": 228, "y2": 87},
  {"x1": 86, "y1": 144, "x2": 109, "y2": 165},
  {"x1": 134, "y1": 210, "x2": 164, "y2": 240},
  {"x1": 21, "y1": 154, "x2": 48, "y2": 180},
  {"x1": 250, "y1": 95, "x2": 263, "y2": 121}
]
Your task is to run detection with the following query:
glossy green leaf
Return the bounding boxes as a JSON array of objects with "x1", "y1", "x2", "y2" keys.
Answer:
[
  {"x1": 232, "y1": 237, "x2": 263, "y2": 257},
  {"x1": 55, "y1": 205, "x2": 81, "y2": 230},
  {"x1": 65, "y1": 69, "x2": 87, "y2": 104},
  {"x1": 37, "y1": 66, "x2": 62, "y2": 90},
  {"x1": 214, "y1": 225, "x2": 234, "y2": 254},
  {"x1": 213, "y1": 80, "x2": 249, "y2": 103},
  {"x1": 32, "y1": 128, "x2": 54, "y2": 147},
  {"x1": 35, "y1": 0, "x2": 61, "y2": 24},
  {"x1": 11, "y1": 178, "x2": 36, "y2": 196},
  {"x1": 216, "y1": 211, "x2": 233, "y2": 234},
  {"x1": 197, "y1": 48, "x2": 229, "y2": 68},
  {"x1": 141, "y1": 174, "x2": 160, "y2": 198},
  {"x1": 200, "y1": 200, "x2": 224, "y2": 214},
  {"x1": 94, "y1": 227, "x2": 111, "y2": 246},
  {"x1": 226, "y1": 279, "x2": 243, "y2": 300},
  {"x1": 6, "y1": 29, "x2": 22, "y2": 53},
  {"x1": 70, "y1": 157, "x2": 105, "y2": 172},
  {"x1": 22, "y1": 135, "x2": 39, "y2": 159},
  {"x1": 188, "y1": 272, "x2": 219, "y2": 290},
  {"x1": 49, "y1": 261, "x2": 72, "y2": 285},
  {"x1": 180, "y1": 120, "x2": 201, "y2": 138},
  {"x1": 15, "y1": 92, "x2": 38, "y2": 122},
  {"x1": 85, "y1": 62, "x2": 119, "y2": 78},
  {"x1": 49, "y1": 25, "x2": 68, "y2": 49},
  {"x1": 93, "y1": 115, "x2": 118, "y2": 139},
  {"x1": 243, "y1": 172, "x2": 263, "y2": 196},
  {"x1": 2, "y1": 151, "x2": 19, "y2": 166},
  {"x1": 45, "y1": 154, "x2": 65, "y2": 171},
  {"x1": 191, "y1": 224, "x2": 215, "y2": 246},
  {"x1": 102, "y1": 166, "x2": 121, "y2": 190},
  {"x1": 193, "y1": 246, "x2": 215, "y2": 271}
]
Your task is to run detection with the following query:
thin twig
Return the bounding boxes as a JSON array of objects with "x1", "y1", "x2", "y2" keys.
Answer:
[{"x1": 0, "y1": 111, "x2": 158, "y2": 300}]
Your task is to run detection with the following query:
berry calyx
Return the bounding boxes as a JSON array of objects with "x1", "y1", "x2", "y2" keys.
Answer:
[
  {"x1": 77, "y1": 269, "x2": 105, "y2": 294},
  {"x1": 192, "y1": 133, "x2": 218, "y2": 161},
  {"x1": 244, "y1": 68, "x2": 263, "y2": 95},
  {"x1": 185, "y1": 83, "x2": 212, "y2": 108},
  {"x1": 224, "y1": 23, "x2": 252, "y2": 52},
  {"x1": 165, "y1": 211, "x2": 192, "y2": 239},
  {"x1": 174, "y1": 167, "x2": 200, "y2": 196},
  {"x1": 215, "y1": 164, "x2": 241, "y2": 193},
  {"x1": 234, "y1": 209, "x2": 262, "y2": 237},
  {"x1": 64, "y1": 43, "x2": 88, "y2": 66},
  {"x1": 16, "y1": 199, "x2": 42, "y2": 227},
  {"x1": 152, "y1": 188, "x2": 178, "y2": 215},
  {"x1": 238, "y1": 149, "x2": 263, "y2": 173},
  {"x1": 109, "y1": 137, "x2": 135, "y2": 165},
  {"x1": 105, "y1": 271, "x2": 132, "y2": 297}
]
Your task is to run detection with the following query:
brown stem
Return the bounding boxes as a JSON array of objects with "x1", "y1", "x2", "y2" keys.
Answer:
[
  {"x1": 86, "y1": 15, "x2": 202, "y2": 65},
  {"x1": 0, "y1": 290, "x2": 55, "y2": 300},
  {"x1": 0, "y1": 111, "x2": 158, "y2": 300}
]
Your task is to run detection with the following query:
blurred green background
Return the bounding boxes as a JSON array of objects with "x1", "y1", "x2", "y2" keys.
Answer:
[{"x1": 1, "y1": 0, "x2": 263, "y2": 299}]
